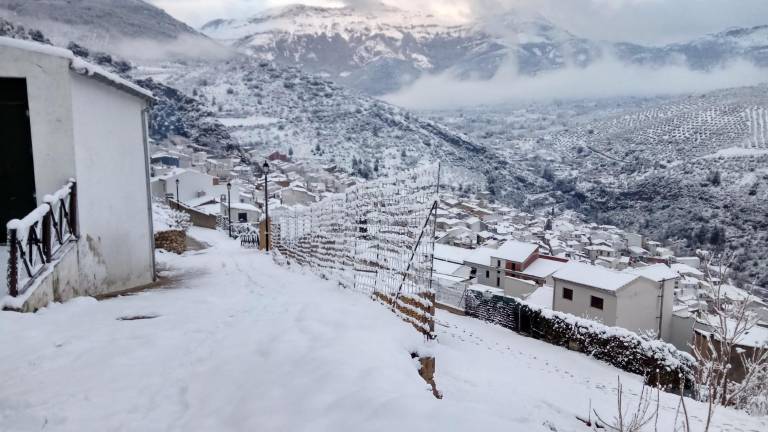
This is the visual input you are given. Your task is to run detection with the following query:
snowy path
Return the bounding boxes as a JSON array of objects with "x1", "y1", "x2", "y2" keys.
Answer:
[{"x1": 0, "y1": 228, "x2": 765, "y2": 432}]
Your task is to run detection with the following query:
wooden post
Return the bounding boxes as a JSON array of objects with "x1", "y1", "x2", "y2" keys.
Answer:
[
  {"x1": 8, "y1": 229, "x2": 18, "y2": 297},
  {"x1": 69, "y1": 181, "x2": 78, "y2": 238},
  {"x1": 42, "y1": 210, "x2": 52, "y2": 262}
]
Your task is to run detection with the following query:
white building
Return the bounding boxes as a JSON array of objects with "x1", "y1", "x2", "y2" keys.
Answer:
[
  {"x1": 552, "y1": 262, "x2": 674, "y2": 339},
  {"x1": 1, "y1": 38, "x2": 155, "y2": 309},
  {"x1": 150, "y1": 168, "x2": 242, "y2": 205}
]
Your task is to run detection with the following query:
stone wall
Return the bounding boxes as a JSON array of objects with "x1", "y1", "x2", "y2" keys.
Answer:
[{"x1": 154, "y1": 230, "x2": 186, "y2": 254}]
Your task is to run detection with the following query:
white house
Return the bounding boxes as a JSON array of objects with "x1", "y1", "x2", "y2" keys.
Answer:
[
  {"x1": 150, "y1": 168, "x2": 242, "y2": 206},
  {"x1": 221, "y1": 202, "x2": 262, "y2": 224},
  {"x1": 1, "y1": 38, "x2": 155, "y2": 309},
  {"x1": 552, "y1": 262, "x2": 674, "y2": 339}
]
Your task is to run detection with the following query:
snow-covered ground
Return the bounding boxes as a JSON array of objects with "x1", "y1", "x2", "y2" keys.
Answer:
[{"x1": 0, "y1": 228, "x2": 764, "y2": 431}]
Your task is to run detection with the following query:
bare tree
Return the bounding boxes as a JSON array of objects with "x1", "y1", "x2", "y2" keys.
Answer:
[
  {"x1": 691, "y1": 251, "x2": 768, "y2": 424},
  {"x1": 594, "y1": 377, "x2": 659, "y2": 432}
]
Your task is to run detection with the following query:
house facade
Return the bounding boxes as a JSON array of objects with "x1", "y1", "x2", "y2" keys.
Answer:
[
  {"x1": 1, "y1": 38, "x2": 155, "y2": 309},
  {"x1": 552, "y1": 262, "x2": 674, "y2": 339}
]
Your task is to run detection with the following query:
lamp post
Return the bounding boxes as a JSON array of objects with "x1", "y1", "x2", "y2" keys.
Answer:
[
  {"x1": 175, "y1": 178, "x2": 180, "y2": 209},
  {"x1": 227, "y1": 182, "x2": 232, "y2": 238},
  {"x1": 262, "y1": 160, "x2": 270, "y2": 251}
]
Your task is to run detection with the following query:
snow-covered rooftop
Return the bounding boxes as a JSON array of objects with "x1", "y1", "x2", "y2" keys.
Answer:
[
  {"x1": 521, "y1": 258, "x2": 568, "y2": 279},
  {"x1": 0, "y1": 37, "x2": 154, "y2": 100},
  {"x1": 433, "y1": 244, "x2": 474, "y2": 264},
  {"x1": 493, "y1": 240, "x2": 538, "y2": 263},
  {"x1": 553, "y1": 261, "x2": 639, "y2": 292},
  {"x1": 626, "y1": 263, "x2": 679, "y2": 282},
  {"x1": 464, "y1": 247, "x2": 498, "y2": 267}
]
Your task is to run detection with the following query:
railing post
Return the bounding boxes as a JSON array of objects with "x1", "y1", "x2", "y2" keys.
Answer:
[
  {"x1": 42, "y1": 210, "x2": 52, "y2": 262},
  {"x1": 69, "y1": 181, "x2": 78, "y2": 238},
  {"x1": 8, "y1": 228, "x2": 18, "y2": 297}
]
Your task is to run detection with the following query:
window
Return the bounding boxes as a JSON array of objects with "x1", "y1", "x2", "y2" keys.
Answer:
[
  {"x1": 485, "y1": 270, "x2": 490, "y2": 279},
  {"x1": 497, "y1": 260, "x2": 501, "y2": 268},
  {"x1": 238, "y1": 212, "x2": 248, "y2": 223},
  {"x1": 591, "y1": 296, "x2": 604, "y2": 310},
  {"x1": 562, "y1": 288, "x2": 573, "y2": 301},
  {"x1": 496, "y1": 277, "x2": 500, "y2": 287}
]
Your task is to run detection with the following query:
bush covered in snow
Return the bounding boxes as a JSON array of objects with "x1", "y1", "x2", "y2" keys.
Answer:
[
  {"x1": 152, "y1": 201, "x2": 191, "y2": 233},
  {"x1": 465, "y1": 289, "x2": 696, "y2": 389}
]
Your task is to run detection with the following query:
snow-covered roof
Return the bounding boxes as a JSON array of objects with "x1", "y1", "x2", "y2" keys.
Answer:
[
  {"x1": 626, "y1": 264, "x2": 679, "y2": 282},
  {"x1": 493, "y1": 240, "x2": 538, "y2": 263},
  {"x1": 670, "y1": 263, "x2": 704, "y2": 277},
  {"x1": 464, "y1": 247, "x2": 498, "y2": 267},
  {"x1": 227, "y1": 202, "x2": 260, "y2": 212},
  {"x1": 0, "y1": 38, "x2": 154, "y2": 101},
  {"x1": 524, "y1": 285, "x2": 553, "y2": 309},
  {"x1": 433, "y1": 244, "x2": 474, "y2": 264},
  {"x1": 521, "y1": 258, "x2": 568, "y2": 279},
  {"x1": 553, "y1": 261, "x2": 639, "y2": 292},
  {"x1": 432, "y1": 260, "x2": 468, "y2": 278}
]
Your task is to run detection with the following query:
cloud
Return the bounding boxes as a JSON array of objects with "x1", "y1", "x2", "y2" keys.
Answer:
[
  {"x1": 111, "y1": 34, "x2": 235, "y2": 62},
  {"x1": 381, "y1": 60, "x2": 768, "y2": 109}
]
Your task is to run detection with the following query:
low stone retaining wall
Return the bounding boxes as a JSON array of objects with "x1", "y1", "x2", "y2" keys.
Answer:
[{"x1": 154, "y1": 230, "x2": 186, "y2": 254}]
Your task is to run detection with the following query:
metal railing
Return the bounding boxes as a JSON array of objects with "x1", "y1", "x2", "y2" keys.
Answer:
[{"x1": 5, "y1": 180, "x2": 78, "y2": 297}]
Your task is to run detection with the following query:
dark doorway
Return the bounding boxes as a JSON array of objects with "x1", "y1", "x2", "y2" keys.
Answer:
[{"x1": 0, "y1": 78, "x2": 37, "y2": 244}]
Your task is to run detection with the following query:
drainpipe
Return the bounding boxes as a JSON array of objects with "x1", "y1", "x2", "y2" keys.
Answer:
[
  {"x1": 658, "y1": 277, "x2": 670, "y2": 339},
  {"x1": 141, "y1": 105, "x2": 157, "y2": 281}
]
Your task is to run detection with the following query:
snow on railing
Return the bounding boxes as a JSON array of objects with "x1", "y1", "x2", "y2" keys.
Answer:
[
  {"x1": 5, "y1": 180, "x2": 78, "y2": 297},
  {"x1": 270, "y1": 164, "x2": 440, "y2": 338}
]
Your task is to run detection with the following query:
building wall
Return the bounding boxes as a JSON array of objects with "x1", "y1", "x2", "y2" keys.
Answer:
[
  {"x1": 0, "y1": 45, "x2": 77, "y2": 202},
  {"x1": 669, "y1": 313, "x2": 695, "y2": 352},
  {"x1": 70, "y1": 73, "x2": 154, "y2": 295},
  {"x1": 615, "y1": 278, "x2": 667, "y2": 338},
  {"x1": 553, "y1": 280, "x2": 618, "y2": 326}
]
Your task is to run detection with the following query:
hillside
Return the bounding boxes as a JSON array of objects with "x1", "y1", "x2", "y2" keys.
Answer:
[
  {"x1": 201, "y1": 3, "x2": 768, "y2": 95},
  {"x1": 0, "y1": 0, "x2": 218, "y2": 59},
  {"x1": 135, "y1": 57, "x2": 547, "y2": 203},
  {"x1": 1, "y1": 227, "x2": 764, "y2": 431},
  {"x1": 426, "y1": 87, "x2": 768, "y2": 287}
]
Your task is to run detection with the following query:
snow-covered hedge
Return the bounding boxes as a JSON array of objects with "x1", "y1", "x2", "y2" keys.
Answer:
[{"x1": 465, "y1": 289, "x2": 696, "y2": 389}]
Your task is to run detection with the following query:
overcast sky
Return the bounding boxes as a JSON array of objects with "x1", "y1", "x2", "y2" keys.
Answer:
[{"x1": 148, "y1": 0, "x2": 768, "y2": 44}]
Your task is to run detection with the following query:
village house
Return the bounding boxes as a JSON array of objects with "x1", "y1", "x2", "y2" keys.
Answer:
[
  {"x1": 150, "y1": 168, "x2": 242, "y2": 205},
  {"x1": 552, "y1": 262, "x2": 674, "y2": 339},
  {"x1": 0, "y1": 38, "x2": 155, "y2": 310}
]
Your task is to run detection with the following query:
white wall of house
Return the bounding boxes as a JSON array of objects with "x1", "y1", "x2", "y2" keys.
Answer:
[
  {"x1": 70, "y1": 73, "x2": 154, "y2": 295},
  {"x1": 502, "y1": 276, "x2": 537, "y2": 298},
  {"x1": 615, "y1": 277, "x2": 672, "y2": 339},
  {"x1": 553, "y1": 280, "x2": 619, "y2": 326},
  {"x1": 0, "y1": 44, "x2": 76, "y2": 200}
]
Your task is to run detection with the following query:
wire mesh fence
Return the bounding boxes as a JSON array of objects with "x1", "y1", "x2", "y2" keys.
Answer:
[{"x1": 270, "y1": 164, "x2": 440, "y2": 338}]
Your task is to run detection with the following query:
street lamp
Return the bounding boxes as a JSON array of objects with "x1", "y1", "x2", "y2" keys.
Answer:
[
  {"x1": 175, "y1": 178, "x2": 180, "y2": 209},
  {"x1": 227, "y1": 182, "x2": 232, "y2": 238},
  {"x1": 262, "y1": 160, "x2": 270, "y2": 251}
]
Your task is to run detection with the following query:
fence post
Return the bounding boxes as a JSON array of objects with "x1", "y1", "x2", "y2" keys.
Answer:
[
  {"x1": 8, "y1": 228, "x2": 18, "y2": 297},
  {"x1": 69, "y1": 181, "x2": 78, "y2": 238},
  {"x1": 42, "y1": 210, "x2": 52, "y2": 262}
]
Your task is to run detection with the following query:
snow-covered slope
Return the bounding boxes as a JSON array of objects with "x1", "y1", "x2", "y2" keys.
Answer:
[
  {"x1": 201, "y1": 3, "x2": 768, "y2": 95},
  {"x1": 0, "y1": 227, "x2": 763, "y2": 431}
]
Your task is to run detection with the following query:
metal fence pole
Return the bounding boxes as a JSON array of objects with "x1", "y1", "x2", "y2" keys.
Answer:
[
  {"x1": 69, "y1": 181, "x2": 78, "y2": 238},
  {"x1": 8, "y1": 229, "x2": 18, "y2": 297},
  {"x1": 42, "y1": 211, "x2": 52, "y2": 262}
]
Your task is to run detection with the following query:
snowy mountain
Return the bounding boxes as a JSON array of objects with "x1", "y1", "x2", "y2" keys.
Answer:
[
  {"x1": 0, "y1": 0, "x2": 217, "y2": 59},
  {"x1": 201, "y1": 3, "x2": 768, "y2": 95},
  {"x1": 200, "y1": 4, "x2": 599, "y2": 95}
]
